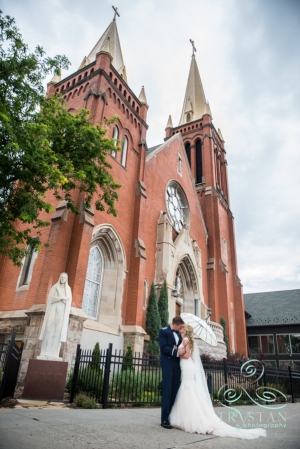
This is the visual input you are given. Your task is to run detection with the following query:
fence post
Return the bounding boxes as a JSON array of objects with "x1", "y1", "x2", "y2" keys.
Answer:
[
  {"x1": 70, "y1": 344, "x2": 81, "y2": 404},
  {"x1": 223, "y1": 358, "x2": 229, "y2": 407},
  {"x1": 288, "y1": 365, "x2": 295, "y2": 403},
  {"x1": 0, "y1": 332, "x2": 16, "y2": 403},
  {"x1": 102, "y1": 343, "x2": 113, "y2": 409},
  {"x1": 207, "y1": 372, "x2": 213, "y2": 395},
  {"x1": 262, "y1": 362, "x2": 267, "y2": 387}
]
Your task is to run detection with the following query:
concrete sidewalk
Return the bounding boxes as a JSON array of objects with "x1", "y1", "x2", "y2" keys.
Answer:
[{"x1": 1, "y1": 403, "x2": 299, "y2": 449}]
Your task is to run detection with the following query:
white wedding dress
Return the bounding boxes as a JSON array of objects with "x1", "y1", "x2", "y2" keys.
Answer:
[{"x1": 169, "y1": 339, "x2": 267, "y2": 439}]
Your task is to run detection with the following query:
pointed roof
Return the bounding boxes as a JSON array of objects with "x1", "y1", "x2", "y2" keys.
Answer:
[
  {"x1": 138, "y1": 86, "x2": 148, "y2": 106},
  {"x1": 178, "y1": 54, "x2": 212, "y2": 125},
  {"x1": 166, "y1": 115, "x2": 173, "y2": 129},
  {"x1": 48, "y1": 69, "x2": 61, "y2": 85},
  {"x1": 80, "y1": 18, "x2": 127, "y2": 82},
  {"x1": 218, "y1": 128, "x2": 224, "y2": 141}
]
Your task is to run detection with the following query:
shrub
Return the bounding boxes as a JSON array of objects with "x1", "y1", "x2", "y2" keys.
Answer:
[
  {"x1": 74, "y1": 393, "x2": 98, "y2": 409},
  {"x1": 108, "y1": 370, "x2": 162, "y2": 403},
  {"x1": 200, "y1": 353, "x2": 218, "y2": 363},
  {"x1": 147, "y1": 340, "x2": 159, "y2": 356},
  {"x1": 66, "y1": 365, "x2": 103, "y2": 400},
  {"x1": 266, "y1": 383, "x2": 287, "y2": 395},
  {"x1": 220, "y1": 317, "x2": 229, "y2": 357},
  {"x1": 146, "y1": 282, "x2": 161, "y2": 357},
  {"x1": 158, "y1": 280, "x2": 169, "y2": 327},
  {"x1": 90, "y1": 342, "x2": 102, "y2": 371},
  {"x1": 122, "y1": 346, "x2": 134, "y2": 372},
  {"x1": 226, "y1": 352, "x2": 248, "y2": 365}
]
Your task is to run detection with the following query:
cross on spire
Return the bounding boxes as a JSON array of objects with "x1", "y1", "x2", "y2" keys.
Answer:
[
  {"x1": 112, "y1": 5, "x2": 120, "y2": 20},
  {"x1": 190, "y1": 39, "x2": 197, "y2": 55}
]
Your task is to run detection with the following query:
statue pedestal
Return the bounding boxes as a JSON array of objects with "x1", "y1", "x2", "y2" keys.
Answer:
[
  {"x1": 37, "y1": 355, "x2": 63, "y2": 361},
  {"x1": 23, "y1": 359, "x2": 68, "y2": 400}
]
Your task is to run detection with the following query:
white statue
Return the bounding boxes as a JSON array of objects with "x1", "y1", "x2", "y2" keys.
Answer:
[{"x1": 38, "y1": 272, "x2": 72, "y2": 360}]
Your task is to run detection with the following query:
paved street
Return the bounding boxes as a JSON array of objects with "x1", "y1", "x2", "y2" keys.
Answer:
[{"x1": 1, "y1": 402, "x2": 299, "y2": 449}]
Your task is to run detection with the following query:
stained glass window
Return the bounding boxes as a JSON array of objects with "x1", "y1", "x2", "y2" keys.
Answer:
[
  {"x1": 165, "y1": 183, "x2": 189, "y2": 233},
  {"x1": 82, "y1": 246, "x2": 103, "y2": 319}
]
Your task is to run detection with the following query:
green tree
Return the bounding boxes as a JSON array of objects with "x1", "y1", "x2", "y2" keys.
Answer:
[
  {"x1": 0, "y1": 12, "x2": 120, "y2": 265},
  {"x1": 158, "y1": 280, "x2": 169, "y2": 327},
  {"x1": 122, "y1": 345, "x2": 134, "y2": 371},
  {"x1": 220, "y1": 317, "x2": 230, "y2": 357},
  {"x1": 146, "y1": 282, "x2": 161, "y2": 356},
  {"x1": 90, "y1": 342, "x2": 101, "y2": 370}
]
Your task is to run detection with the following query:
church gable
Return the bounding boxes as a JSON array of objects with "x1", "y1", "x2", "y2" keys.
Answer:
[{"x1": 145, "y1": 133, "x2": 207, "y2": 241}]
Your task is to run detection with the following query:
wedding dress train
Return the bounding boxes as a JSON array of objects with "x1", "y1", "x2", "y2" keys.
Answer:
[{"x1": 169, "y1": 341, "x2": 267, "y2": 439}]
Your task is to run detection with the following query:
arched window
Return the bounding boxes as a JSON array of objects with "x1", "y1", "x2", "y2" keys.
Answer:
[
  {"x1": 111, "y1": 126, "x2": 118, "y2": 158},
  {"x1": 186, "y1": 112, "x2": 191, "y2": 122},
  {"x1": 17, "y1": 243, "x2": 38, "y2": 289},
  {"x1": 196, "y1": 140, "x2": 203, "y2": 183},
  {"x1": 143, "y1": 279, "x2": 148, "y2": 308},
  {"x1": 185, "y1": 142, "x2": 191, "y2": 167},
  {"x1": 177, "y1": 152, "x2": 182, "y2": 175},
  {"x1": 82, "y1": 246, "x2": 103, "y2": 319},
  {"x1": 121, "y1": 136, "x2": 128, "y2": 167}
]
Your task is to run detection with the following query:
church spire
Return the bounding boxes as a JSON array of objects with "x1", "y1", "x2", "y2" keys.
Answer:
[
  {"x1": 138, "y1": 86, "x2": 148, "y2": 107},
  {"x1": 178, "y1": 42, "x2": 211, "y2": 125},
  {"x1": 79, "y1": 6, "x2": 127, "y2": 82}
]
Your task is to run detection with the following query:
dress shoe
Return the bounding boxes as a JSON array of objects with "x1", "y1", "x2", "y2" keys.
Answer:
[{"x1": 161, "y1": 421, "x2": 173, "y2": 429}]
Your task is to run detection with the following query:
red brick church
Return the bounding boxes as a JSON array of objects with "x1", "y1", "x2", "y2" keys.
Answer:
[{"x1": 0, "y1": 11, "x2": 247, "y2": 382}]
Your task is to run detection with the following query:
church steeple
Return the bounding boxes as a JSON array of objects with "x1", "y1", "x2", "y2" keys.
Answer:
[
  {"x1": 78, "y1": 7, "x2": 127, "y2": 82},
  {"x1": 178, "y1": 48, "x2": 211, "y2": 125}
]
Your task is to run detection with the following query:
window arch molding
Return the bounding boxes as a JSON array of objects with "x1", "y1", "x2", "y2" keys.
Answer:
[
  {"x1": 16, "y1": 243, "x2": 38, "y2": 291},
  {"x1": 82, "y1": 225, "x2": 126, "y2": 323},
  {"x1": 174, "y1": 254, "x2": 201, "y2": 316},
  {"x1": 184, "y1": 141, "x2": 191, "y2": 167},
  {"x1": 121, "y1": 135, "x2": 128, "y2": 167},
  {"x1": 143, "y1": 279, "x2": 148, "y2": 309},
  {"x1": 111, "y1": 125, "x2": 119, "y2": 158}
]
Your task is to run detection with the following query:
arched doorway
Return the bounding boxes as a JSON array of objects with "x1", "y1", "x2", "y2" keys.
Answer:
[{"x1": 174, "y1": 255, "x2": 199, "y2": 315}]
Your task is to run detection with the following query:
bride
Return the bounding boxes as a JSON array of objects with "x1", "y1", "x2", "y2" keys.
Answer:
[{"x1": 169, "y1": 324, "x2": 267, "y2": 439}]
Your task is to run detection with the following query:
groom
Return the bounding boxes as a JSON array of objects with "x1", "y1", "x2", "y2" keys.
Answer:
[{"x1": 158, "y1": 316, "x2": 184, "y2": 429}]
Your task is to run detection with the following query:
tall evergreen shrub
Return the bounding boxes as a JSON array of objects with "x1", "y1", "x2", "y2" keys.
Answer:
[
  {"x1": 220, "y1": 317, "x2": 230, "y2": 356},
  {"x1": 146, "y1": 282, "x2": 161, "y2": 356},
  {"x1": 90, "y1": 342, "x2": 101, "y2": 370},
  {"x1": 122, "y1": 345, "x2": 134, "y2": 371},
  {"x1": 158, "y1": 280, "x2": 169, "y2": 327}
]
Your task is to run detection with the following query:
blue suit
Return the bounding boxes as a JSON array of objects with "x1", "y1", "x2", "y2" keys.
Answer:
[{"x1": 158, "y1": 325, "x2": 182, "y2": 423}]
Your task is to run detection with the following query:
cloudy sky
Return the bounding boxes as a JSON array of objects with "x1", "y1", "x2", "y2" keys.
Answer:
[{"x1": 2, "y1": 0, "x2": 300, "y2": 294}]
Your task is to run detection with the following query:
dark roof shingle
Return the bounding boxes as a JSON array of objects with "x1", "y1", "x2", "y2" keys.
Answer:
[{"x1": 244, "y1": 289, "x2": 300, "y2": 327}]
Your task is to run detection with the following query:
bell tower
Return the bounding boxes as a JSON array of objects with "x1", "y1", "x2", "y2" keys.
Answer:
[
  {"x1": 45, "y1": 8, "x2": 151, "y2": 352},
  {"x1": 164, "y1": 41, "x2": 247, "y2": 355}
]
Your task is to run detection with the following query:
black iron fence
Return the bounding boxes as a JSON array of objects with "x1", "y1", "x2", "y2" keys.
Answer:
[
  {"x1": 0, "y1": 332, "x2": 23, "y2": 402},
  {"x1": 68, "y1": 344, "x2": 300, "y2": 408},
  {"x1": 68, "y1": 344, "x2": 162, "y2": 407},
  {"x1": 202, "y1": 358, "x2": 300, "y2": 405}
]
